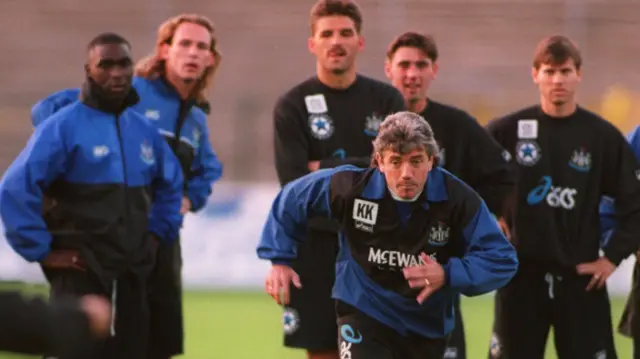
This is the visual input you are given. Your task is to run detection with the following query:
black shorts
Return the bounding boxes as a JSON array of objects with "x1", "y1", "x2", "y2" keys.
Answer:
[
  {"x1": 283, "y1": 229, "x2": 339, "y2": 351},
  {"x1": 336, "y1": 302, "x2": 448, "y2": 359},
  {"x1": 444, "y1": 295, "x2": 466, "y2": 359},
  {"x1": 147, "y1": 240, "x2": 184, "y2": 358},
  {"x1": 489, "y1": 264, "x2": 617, "y2": 359},
  {"x1": 46, "y1": 268, "x2": 150, "y2": 359}
]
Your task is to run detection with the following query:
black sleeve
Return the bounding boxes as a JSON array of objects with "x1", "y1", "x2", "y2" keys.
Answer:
[
  {"x1": 486, "y1": 118, "x2": 508, "y2": 147},
  {"x1": 465, "y1": 116, "x2": 518, "y2": 216},
  {"x1": 0, "y1": 291, "x2": 93, "y2": 356},
  {"x1": 601, "y1": 129, "x2": 640, "y2": 265},
  {"x1": 318, "y1": 87, "x2": 406, "y2": 170},
  {"x1": 319, "y1": 157, "x2": 370, "y2": 169},
  {"x1": 485, "y1": 118, "x2": 520, "y2": 223},
  {"x1": 274, "y1": 97, "x2": 311, "y2": 187}
]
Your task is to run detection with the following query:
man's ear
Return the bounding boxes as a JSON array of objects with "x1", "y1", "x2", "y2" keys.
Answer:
[
  {"x1": 375, "y1": 152, "x2": 384, "y2": 171},
  {"x1": 384, "y1": 59, "x2": 392, "y2": 80},
  {"x1": 531, "y1": 67, "x2": 539, "y2": 85},
  {"x1": 160, "y1": 43, "x2": 171, "y2": 60}
]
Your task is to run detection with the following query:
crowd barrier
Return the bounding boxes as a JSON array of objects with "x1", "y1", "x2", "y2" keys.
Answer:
[{"x1": 0, "y1": 182, "x2": 635, "y2": 296}]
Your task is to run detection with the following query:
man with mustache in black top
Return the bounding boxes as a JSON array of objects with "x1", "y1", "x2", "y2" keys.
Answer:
[{"x1": 272, "y1": 1, "x2": 405, "y2": 358}]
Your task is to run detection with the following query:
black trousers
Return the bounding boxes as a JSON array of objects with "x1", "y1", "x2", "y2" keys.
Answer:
[
  {"x1": 489, "y1": 266, "x2": 617, "y2": 359},
  {"x1": 284, "y1": 230, "x2": 339, "y2": 351},
  {"x1": 147, "y1": 239, "x2": 184, "y2": 359},
  {"x1": 45, "y1": 269, "x2": 149, "y2": 359}
]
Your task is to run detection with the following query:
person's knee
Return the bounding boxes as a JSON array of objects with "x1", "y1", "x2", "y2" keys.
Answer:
[{"x1": 307, "y1": 349, "x2": 339, "y2": 359}]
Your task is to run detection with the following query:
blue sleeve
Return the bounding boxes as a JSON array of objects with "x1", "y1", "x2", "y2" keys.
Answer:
[
  {"x1": 147, "y1": 131, "x2": 185, "y2": 243},
  {"x1": 628, "y1": 125, "x2": 640, "y2": 146},
  {"x1": 30, "y1": 89, "x2": 79, "y2": 128},
  {"x1": 0, "y1": 120, "x2": 69, "y2": 262},
  {"x1": 599, "y1": 196, "x2": 615, "y2": 247},
  {"x1": 443, "y1": 200, "x2": 519, "y2": 296},
  {"x1": 185, "y1": 124, "x2": 223, "y2": 212},
  {"x1": 598, "y1": 125, "x2": 640, "y2": 249},
  {"x1": 256, "y1": 167, "x2": 343, "y2": 266}
]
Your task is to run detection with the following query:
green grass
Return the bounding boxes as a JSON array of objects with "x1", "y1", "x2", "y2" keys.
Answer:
[{"x1": 0, "y1": 284, "x2": 633, "y2": 359}]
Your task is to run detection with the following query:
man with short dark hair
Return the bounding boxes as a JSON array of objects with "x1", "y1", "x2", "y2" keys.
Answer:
[
  {"x1": 385, "y1": 31, "x2": 518, "y2": 359},
  {"x1": 272, "y1": 1, "x2": 406, "y2": 358},
  {"x1": 486, "y1": 35, "x2": 640, "y2": 359},
  {"x1": 0, "y1": 32, "x2": 184, "y2": 359},
  {"x1": 30, "y1": 15, "x2": 224, "y2": 359},
  {"x1": 258, "y1": 111, "x2": 518, "y2": 359}
]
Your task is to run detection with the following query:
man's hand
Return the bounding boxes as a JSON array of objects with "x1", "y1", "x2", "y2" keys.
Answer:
[
  {"x1": 403, "y1": 253, "x2": 445, "y2": 304},
  {"x1": 79, "y1": 295, "x2": 112, "y2": 338},
  {"x1": 307, "y1": 161, "x2": 320, "y2": 172},
  {"x1": 41, "y1": 250, "x2": 85, "y2": 271},
  {"x1": 265, "y1": 264, "x2": 302, "y2": 305},
  {"x1": 576, "y1": 257, "x2": 617, "y2": 291},
  {"x1": 497, "y1": 217, "x2": 511, "y2": 241},
  {"x1": 180, "y1": 197, "x2": 192, "y2": 215}
]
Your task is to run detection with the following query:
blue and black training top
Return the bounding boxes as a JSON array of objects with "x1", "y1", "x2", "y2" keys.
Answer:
[
  {"x1": 0, "y1": 84, "x2": 184, "y2": 280},
  {"x1": 257, "y1": 165, "x2": 518, "y2": 338},
  {"x1": 30, "y1": 76, "x2": 223, "y2": 214}
]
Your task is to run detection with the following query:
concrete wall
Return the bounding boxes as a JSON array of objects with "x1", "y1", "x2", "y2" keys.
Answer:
[{"x1": 0, "y1": 0, "x2": 639, "y2": 180}]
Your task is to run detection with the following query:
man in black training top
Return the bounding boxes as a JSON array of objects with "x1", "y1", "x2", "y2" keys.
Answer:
[
  {"x1": 384, "y1": 31, "x2": 518, "y2": 359},
  {"x1": 486, "y1": 35, "x2": 640, "y2": 359},
  {"x1": 272, "y1": 0, "x2": 405, "y2": 358}
]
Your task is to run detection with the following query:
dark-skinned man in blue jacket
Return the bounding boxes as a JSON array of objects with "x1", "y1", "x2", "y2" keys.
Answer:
[
  {"x1": 0, "y1": 32, "x2": 184, "y2": 359},
  {"x1": 29, "y1": 14, "x2": 224, "y2": 359},
  {"x1": 257, "y1": 111, "x2": 518, "y2": 359}
]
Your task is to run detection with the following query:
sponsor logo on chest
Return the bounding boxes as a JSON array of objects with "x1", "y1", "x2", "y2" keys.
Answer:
[{"x1": 352, "y1": 199, "x2": 378, "y2": 233}]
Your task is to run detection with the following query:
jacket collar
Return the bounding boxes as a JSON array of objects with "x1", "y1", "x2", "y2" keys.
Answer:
[
  {"x1": 147, "y1": 77, "x2": 211, "y2": 114},
  {"x1": 361, "y1": 167, "x2": 448, "y2": 209},
  {"x1": 80, "y1": 77, "x2": 139, "y2": 114}
]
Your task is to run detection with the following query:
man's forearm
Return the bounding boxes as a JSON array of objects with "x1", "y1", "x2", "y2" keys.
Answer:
[{"x1": 0, "y1": 292, "x2": 93, "y2": 356}]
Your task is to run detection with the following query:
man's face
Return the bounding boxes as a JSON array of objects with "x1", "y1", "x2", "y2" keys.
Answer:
[
  {"x1": 376, "y1": 148, "x2": 434, "y2": 200},
  {"x1": 308, "y1": 15, "x2": 363, "y2": 75},
  {"x1": 86, "y1": 43, "x2": 134, "y2": 100},
  {"x1": 532, "y1": 59, "x2": 581, "y2": 107},
  {"x1": 385, "y1": 47, "x2": 437, "y2": 104},
  {"x1": 162, "y1": 22, "x2": 214, "y2": 83}
]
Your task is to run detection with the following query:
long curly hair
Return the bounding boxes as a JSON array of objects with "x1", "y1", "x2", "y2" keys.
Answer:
[{"x1": 135, "y1": 14, "x2": 222, "y2": 103}]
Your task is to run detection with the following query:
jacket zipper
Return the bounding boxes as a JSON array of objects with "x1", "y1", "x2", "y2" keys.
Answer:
[
  {"x1": 114, "y1": 114, "x2": 131, "y2": 249},
  {"x1": 114, "y1": 114, "x2": 129, "y2": 204},
  {"x1": 112, "y1": 114, "x2": 127, "y2": 337},
  {"x1": 174, "y1": 100, "x2": 192, "y2": 192}
]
